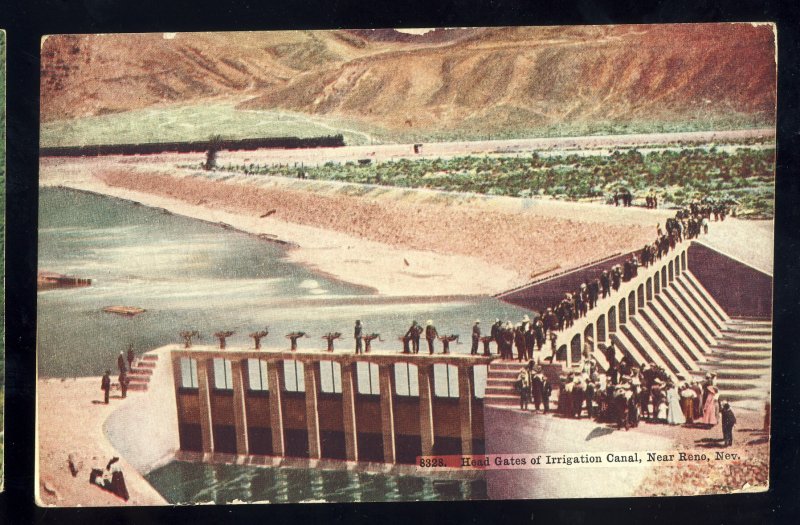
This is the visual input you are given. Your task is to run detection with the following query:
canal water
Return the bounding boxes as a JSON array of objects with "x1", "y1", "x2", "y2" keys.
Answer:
[
  {"x1": 38, "y1": 187, "x2": 531, "y2": 378},
  {"x1": 38, "y1": 186, "x2": 532, "y2": 503},
  {"x1": 146, "y1": 461, "x2": 486, "y2": 504}
]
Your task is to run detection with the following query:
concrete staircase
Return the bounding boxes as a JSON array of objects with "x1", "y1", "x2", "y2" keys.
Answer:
[
  {"x1": 691, "y1": 318, "x2": 771, "y2": 411},
  {"x1": 126, "y1": 354, "x2": 159, "y2": 392},
  {"x1": 484, "y1": 242, "x2": 771, "y2": 415},
  {"x1": 605, "y1": 270, "x2": 732, "y2": 381},
  {"x1": 484, "y1": 361, "x2": 521, "y2": 408},
  {"x1": 484, "y1": 361, "x2": 564, "y2": 409}
]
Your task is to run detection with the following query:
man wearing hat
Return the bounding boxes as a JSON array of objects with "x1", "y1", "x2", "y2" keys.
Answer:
[
  {"x1": 471, "y1": 320, "x2": 481, "y2": 355},
  {"x1": 405, "y1": 321, "x2": 422, "y2": 354},
  {"x1": 491, "y1": 319, "x2": 502, "y2": 354},
  {"x1": 521, "y1": 314, "x2": 533, "y2": 361},
  {"x1": 721, "y1": 402, "x2": 737, "y2": 447},
  {"x1": 425, "y1": 320, "x2": 439, "y2": 355}
]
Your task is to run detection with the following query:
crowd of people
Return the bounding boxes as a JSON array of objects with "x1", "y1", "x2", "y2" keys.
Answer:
[{"x1": 514, "y1": 358, "x2": 737, "y2": 445}]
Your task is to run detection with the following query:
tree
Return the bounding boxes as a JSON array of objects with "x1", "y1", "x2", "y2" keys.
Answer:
[{"x1": 204, "y1": 135, "x2": 223, "y2": 171}]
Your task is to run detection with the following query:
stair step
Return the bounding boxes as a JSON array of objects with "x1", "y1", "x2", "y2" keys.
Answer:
[
  {"x1": 486, "y1": 384, "x2": 515, "y2": 392},
  {"x1": 129, "y1": 368, "x2": 153, "y2": 375},
  {"x1": 128, "y1": 375, "x2": 150, "y2": 383},
  {"x1": 712, "y1": 341, "x2": 771, "y2": 350},
  {"x1": 701, "y1": 361, "x2": 770, "y2": 370},
  {"x1": 714, "y1": 381, "x2": 766, "y2": 391},
  {"x1": 142, "y1": 354, "x2": 159, "y2": 361},
  {"x1": 728, "y1": 319, "x2": 772, "y2": 325},
  {"x1": 127, "y1": 383, "x2": 148, "y2": 391},
  {"x1": 484, "y1": 393, "x2": 519, "y2": 400},
  {"x1": 137, "y1": 361, "x2": 157, "y2": 368},
  {"x1": 488, "y1": 369, "x2": 524, "y2": 376},
  {"x1": 688, "y1": 370, "x2": 765, "y2": 380},
  {"x1": 715, "y1": 392, "x2": 767, "y2": 402},
  {"x1": 708, "y1": 350, "x2": 770, "y2": 360},
  {"x1": 719, "y1": 332, "x2": 771, "y2": 341}
]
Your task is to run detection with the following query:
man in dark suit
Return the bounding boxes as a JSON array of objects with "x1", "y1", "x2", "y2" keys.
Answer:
[
  {"x1": 354, "y1": 320, "x2": 363, "y2": 354},
  {"x1": 119, "y1": 370, "x2": 129, "y2": 399},
  {"x1": 491, "y1": 319, "x2": 502, "y2": 354},
  {"x1": 117, "y1": 351, "x2": 127, "y2": 374},
  {"x1": 589, "y1": 279, "x2": 600, "y2": 309},
  {"x1": 126, "y1": 345, "x2": 135, "y2": 370},
  {"x1": 101, "y1": 370, "x2": 112, "y2": 404},
  {"x1": 531, "y1": 372, "x2": 544, "y2": 411},
  {"x1": 721, "y1": 402, "x2": 737, "y2": 447},
  {"x1": 585, "y1": 380, "x2": 596, "y2": 418},
  {"x1": 600, "y1": 271, "x2": 611, "y2": 298},
  {"x1": 471, "y1": 320, "x2": 481, "y2": 355},
  {"x1": 541, "y1": 376, "x2": 552, "y2": 413},
  {"x1": 425, "y1": 320, "x2": 438, "y2": 355},
  {"x1": 405, "y1": 321, "x2": 422, "y2": 354}
]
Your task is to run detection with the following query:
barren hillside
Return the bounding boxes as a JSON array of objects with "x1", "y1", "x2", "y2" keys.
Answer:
[{"x1": 41, "y1": 24, "x2": 776, "y2": 141}]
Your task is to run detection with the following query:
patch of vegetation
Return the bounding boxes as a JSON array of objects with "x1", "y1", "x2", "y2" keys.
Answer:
[
  {"x1": 214, "y1": 146, "x2": 776, "y2": 219},
  {"x1": 40, "y1": 103, "x2": 379, "y2": 147}
]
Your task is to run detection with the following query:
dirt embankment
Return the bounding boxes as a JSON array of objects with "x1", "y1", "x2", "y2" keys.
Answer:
[{"x1": 96, "y1": 169, "x2": 654, "y2": 280}]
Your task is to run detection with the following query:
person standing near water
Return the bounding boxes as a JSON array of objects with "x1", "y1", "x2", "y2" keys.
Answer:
[
  {"x1": 119, "y1": 370, "x2": 129, "y2": 399},
  {"x1": 127, "y1": 345, "x2": 135, "y2": 370},
  {"x1": 101, "y1": 370, "x2": 111, "y2": 404},
  {"x1": 117, "y1": 351, "x2": 127, "y2": 374}
]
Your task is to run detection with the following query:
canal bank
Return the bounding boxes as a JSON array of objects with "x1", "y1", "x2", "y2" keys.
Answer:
[{"x1": 36, "y1": 345, "x2": 176, "y2": 506}]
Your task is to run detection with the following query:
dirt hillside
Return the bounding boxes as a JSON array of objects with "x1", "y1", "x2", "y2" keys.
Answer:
[{"x1": 41, "y1": 25, "x2": 776, "y2": 138}]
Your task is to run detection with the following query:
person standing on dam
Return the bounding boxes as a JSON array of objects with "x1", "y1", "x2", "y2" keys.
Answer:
[
  {"x1": 405, "y1": 321, "x2": 422, "y2": 354},
  {"x1": 425, "y1": 320, "x2": 439, "y2": 355},
  {"x1": 471, "y1": 320, "x2": 481, "y2": 355},
  {"x1": 354, "y1": 320, "x2": 363, "y2": 354},
  {"x1": 491, "y1": 319, "x2": 502, "y2": 354}
]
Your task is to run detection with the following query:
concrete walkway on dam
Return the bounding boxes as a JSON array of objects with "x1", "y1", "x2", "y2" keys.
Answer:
[{"x1": 483, "y1": 405, "x2": 674, "y2": 500}]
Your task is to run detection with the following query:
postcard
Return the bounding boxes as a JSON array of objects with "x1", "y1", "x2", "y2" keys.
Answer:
[{"x1": 36, "y1": 24, "x2": 775, "y2": 505}]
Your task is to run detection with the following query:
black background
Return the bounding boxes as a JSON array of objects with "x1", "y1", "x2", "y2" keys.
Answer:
[{"x1": 1, "y1": 1, "x2": 799, "y2": 523}]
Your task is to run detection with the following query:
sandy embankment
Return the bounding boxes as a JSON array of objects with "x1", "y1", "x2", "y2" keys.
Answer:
[
  {"x1": 40, "y1": 156, "x2": 661, "y2": 297},
  {"x1": 37, "y1": 347, "x2": 178, "y2": 507}
]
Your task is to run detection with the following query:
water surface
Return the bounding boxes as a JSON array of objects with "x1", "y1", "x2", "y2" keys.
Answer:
[{"x1": 38, "y1": 187, "x2": 529, "y2": 377}]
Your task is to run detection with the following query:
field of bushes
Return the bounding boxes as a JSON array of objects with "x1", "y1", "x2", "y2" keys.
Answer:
[{"x1": 215, "y1": 146, "x2": 776, "y2": 219}]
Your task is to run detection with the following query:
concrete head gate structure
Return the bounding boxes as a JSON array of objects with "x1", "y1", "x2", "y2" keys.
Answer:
[{"x1": 171, "y1": 348, "x2": 491, "y2": 466}]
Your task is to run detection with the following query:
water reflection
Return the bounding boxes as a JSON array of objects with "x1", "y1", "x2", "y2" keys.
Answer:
[{"x1": 145, "y1": 461, "x2": 485, "y2": 504}]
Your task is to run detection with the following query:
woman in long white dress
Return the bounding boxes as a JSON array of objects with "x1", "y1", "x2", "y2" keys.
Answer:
[{"x1": 666, "y1": 383, "x2": 686, "y2": 425}]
